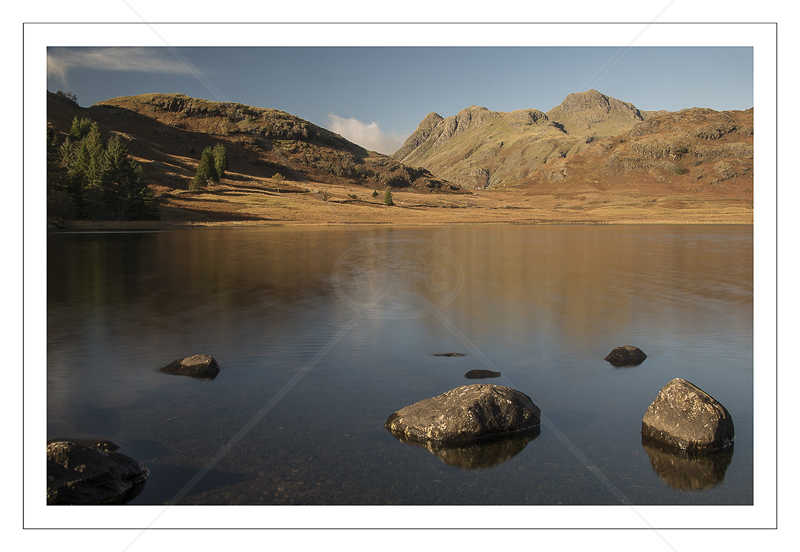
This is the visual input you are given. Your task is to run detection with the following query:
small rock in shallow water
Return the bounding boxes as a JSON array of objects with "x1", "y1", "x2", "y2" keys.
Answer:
[
  {"x1": 160, "y1": 354, "x2": 220, "y2": 379},
  {"x1": 433, "y1": 352, "x2": 465, "y2": 357},
  {"x1": 604, "y1": 345, "x2": 647, "y2": 366},
  {"x1": 464, "y1": 369, "x2": 501, "y2": 379}
]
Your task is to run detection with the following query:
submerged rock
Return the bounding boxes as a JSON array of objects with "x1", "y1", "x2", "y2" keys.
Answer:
[
  {"x1": 160, "y1": 354, "x2": 220, "y2": 379},
  {"x1": 464, "y1": 369, "x2": 502, "y2": 379},
  {"x1": 434, "y1": 352, "x2": 465, "y2": 357},
  {"x1": 641, "y1": 378, "x2": 734, "y2": 453},
  {"x1": 604, "y1": 345, "x2": 647, "y2": 366},
  {"x1": 385, "y1": 384, "x2": 541, "y2": 445},
  {"x1": 47, "y1": 441, "x2": 149, "y2": 505}
]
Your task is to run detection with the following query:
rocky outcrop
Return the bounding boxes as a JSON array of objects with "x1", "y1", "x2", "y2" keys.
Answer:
[
  {"x1": 464, "y1": 369, "x2": 501, "y2": 379},
  {"x1": 641, "y1": 378, "x2": 735, "y2": 453},
  {"x1": 47, "y1": 441, "x2": 149, "y2": 505},
  {"x1": 604, "y1": 345, "x2": 647, "y2": 366},
  {"x1": 160, "y1": 354, "x2": 220, "y2": 379},
  {"x1": 385, "y1": 384, "x2": 541, "y2": 444}
]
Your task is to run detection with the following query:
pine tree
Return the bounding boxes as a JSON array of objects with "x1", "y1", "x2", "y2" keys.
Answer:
[
  {"x1": 191, "y1": 149, "x2": 212, "y2": 190},
  {"x1": 69, "y1": 116, "x2": 95, "y2": 141},
  {"x1": 384, "y1": 188, "x2": 394, "y2": 206},
  {"x1": 213, "y1": 144, "x2": 227, "y2": 180},
  {"x1": 70, "y1": 122, "x2": 106, "y2": 218},
  {"x1": 49, "y1": 118, "x2": 158, "y2": 221},
  {"x1": 190, "y1": 171, "x2": 206, "y2": 191},
  {"x1": 191, "y1": 146, "x2": 218, "y2": 191}
]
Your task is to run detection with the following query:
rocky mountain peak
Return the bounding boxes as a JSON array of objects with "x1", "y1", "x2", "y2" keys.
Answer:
[
  {"x1": 554, "y1": 89, "x2": 612, "y2": 113},
  {"x1": 392, "y1": 112, "x2": 444, "y2": 161},
  {"x1": 546, "y1": 89, "x2": 643, "y2": 136}
]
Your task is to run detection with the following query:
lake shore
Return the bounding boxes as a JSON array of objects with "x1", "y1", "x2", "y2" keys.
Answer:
[
  {"x1": 49, "y1": 179, "x2": 754, "y2": 230},
  {"x1": 53, "y1": 218, "x2": 754, "y2": 231}
]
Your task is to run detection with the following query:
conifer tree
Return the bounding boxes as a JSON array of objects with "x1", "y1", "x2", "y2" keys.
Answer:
[
  {"x1": 48, "y1": 117, "x2": 157, "y2": 221},
  {"x1": 69, "y1": 116, "x2": 95, "y2": 141},
  {"x1": 190, "y1": 170, "x2": 207, "y2": 191},
  {"x1": 191, "y1": 147, "x2": 216, "y2": 190},
  {"x1": 213, "y1": 143, "x2": 227, "y2": 180},
  {"x1": 100, "y1": 138, "x2": 156, "y2": 220},
  {"x1": 191, "y1": 146, "x2": 219, "y2": 190}
]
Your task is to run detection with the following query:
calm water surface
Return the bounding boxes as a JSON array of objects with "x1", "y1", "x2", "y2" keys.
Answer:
[{"x1": 47, "y1": 225, "x2": 753, "y2": 505}]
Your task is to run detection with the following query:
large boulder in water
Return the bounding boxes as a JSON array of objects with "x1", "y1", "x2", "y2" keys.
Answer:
[
  {"x1": 641, "y1": 378, "x2": 734, "y2": 453},
  {"x1": 604, "y1": 345, "x2": 647, "y2": 366},
  {"x1": 47, "y1": 441, "x2": 149, "y2": 505},
  {"x1": 385, "y1": 384, "x2": 541, "y2": 445},
  {"x1": 160, "y1": 354, "x2": 220, "y2": 379}
]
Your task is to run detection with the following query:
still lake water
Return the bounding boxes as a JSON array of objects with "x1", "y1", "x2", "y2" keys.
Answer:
[{"x1": 47, "y1": 225, "x2": 753, "y2": 505}]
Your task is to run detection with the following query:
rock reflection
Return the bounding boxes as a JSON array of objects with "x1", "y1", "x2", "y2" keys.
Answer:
[
  {"x1": 392, "y1": 428, "x2": 540, "y2": 470},
  {"x1": 641, "y1": 435, "x2": 734, "y2": 491}
]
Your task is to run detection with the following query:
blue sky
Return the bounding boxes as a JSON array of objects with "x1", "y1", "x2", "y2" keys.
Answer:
[{"x1": 47, "y1": 46, "x2": 753, "y2": 155}]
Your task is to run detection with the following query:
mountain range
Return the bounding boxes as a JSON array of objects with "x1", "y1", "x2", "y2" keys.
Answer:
[
  {"x1": 393, "y1": 89, "x2": 753, "y2": 194},
  {"x1": 46, "y1": 88, "x2": 753, "y2": 225}
]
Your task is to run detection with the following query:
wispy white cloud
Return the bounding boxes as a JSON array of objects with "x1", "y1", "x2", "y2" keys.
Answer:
[
  {"x1": 327, "y1": 113, "x2": 406, "y2": 156},
  {"x1": 47, "y1": 47, "x2": 198, "y2": 85}
]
